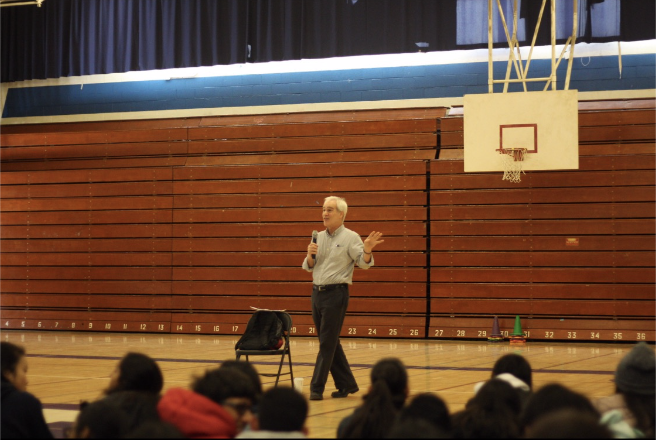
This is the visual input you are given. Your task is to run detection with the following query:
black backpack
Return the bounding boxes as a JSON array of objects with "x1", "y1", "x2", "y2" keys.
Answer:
[{"x1": 235, "y1": 311, "x2": 284, "y2": 350}]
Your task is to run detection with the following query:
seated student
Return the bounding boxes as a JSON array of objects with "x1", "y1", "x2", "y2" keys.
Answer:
[
  {"x1": 220, "y1": 359, "x2": 264, "y2": 426},
  {"x1": 393, "y1": 392, "x2": 451, "y2": 434},
  {"x1": 520, "y1": 383, "x2": 600, "y2": 436},
  {"x1": 68, "y1": 400, "x2": 129, "y2": 439},
  {"x1": 158, "y1": 367, "x2": 257, "y2": 438},
  {"x1": 237, "y1": 387, "x2": 308, "y2": 439},
  {"x1": 387, "y1": 418, "x2": 450, "y2": 439},
  {"x1": 388, "y1": 392, "x2": 451, "y2": 438},
  {"x1": 1, "y1": 341, "x2": 53, "y2": 439},
  {"x1": 491, "y1": 353, "x2": 533, "y2": 389},
  {"x1": 525, "y1": 408, "x2": 612, "y2": 439},
  {"x1": 124, "y1": 420, "x2": 184, "y2": 439},
  {"x1": 594, "y1": 342, "x2": 655, "y2": 438},
  {"x1": 452, "y1": 378, "x2": 521, "y2": 438},
  {"x1": 337, "y1": 357, "x2": 409, "y2": 439},
  {"x1": 473, "y1": 353, "x2": 532, "y2": 408},
  {"x1": 101, "y1": 390, "x2": 162, "y2": 433},
  {"x1": 104, "y1": 352, "x2": 164, "y2": 396}
]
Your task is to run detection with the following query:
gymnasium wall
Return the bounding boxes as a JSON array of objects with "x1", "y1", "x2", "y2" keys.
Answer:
[
  {"x1": 2, "y1": 40, "x2": 655, "y2": 342},
  {"x1": 1, "y1": 100, "x2": 654, "y2": 342}
]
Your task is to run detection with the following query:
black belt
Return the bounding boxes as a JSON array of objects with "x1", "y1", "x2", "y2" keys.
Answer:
[{"x1": 313, "y1": 283, "x2": 348, "y2": 292}]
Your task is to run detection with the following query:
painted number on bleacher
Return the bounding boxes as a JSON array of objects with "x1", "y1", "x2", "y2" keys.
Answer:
[
  {"x1": 434, "y1": 329, "x2": 443, "y2": 337},
  {"x1": 457, "y1": 330, "x2": 465, "y2": 337},
  {"x1": 637, "y1": 333, "x2": 646, "y2": 340},
  {"x1": 195, "y1": 325, "x2": 201, "y2": 331},
  {"x1": 389, "y1": 329, "x2": 398, "y2": 336},
  {"x1": 158, "y1": 324, "x2": 164, "y2": 331},
  {"x1": 290, "y1": 327, "x2": 296, "y2": 334},
  {"x1": 368, "y1": 328, "x2": 376, "y2": 335},
  {"x1": 309, "y1": 327, "x2": 316, "y2": 334},
  {"x1": 545, "y1": 331, "x2": 554, "y2": 338},
  {"x1": 71, "y1": 323, "x2": 76, "y2": 329},
  {"x1": 478, "y1": 331, "x2": 487, "y2": 337},
  {"x1": 232, "y1": 326, "x2": 239, "y2": 332},
  {"x1": 89, "y1": 323, "x2": 93, "y2": 329},
  {"x1": 348, "y1": 328, "x2": 356, "y2": 335},
  {"x1": 105, "y1": 323, "x2": 111, "y2": 330},
  {"x1": 590, "y1": 332, "x2": 600, "y2": 339},
  {"x1": 567, "y1": 332, "x2": 577, "y2": 339},
  {"x1": 176, "y1": 325, "x2": 183, "y2": 331},
  {"x1": 410, "y1": 329, "x2": 419, "y2": 336},
  {"x1": 140, "y1": 324, "x2": 146, "y2": 330},
  {"x1": 214, "y1": 326, "x2": 221, "y2": 332},
  {"x1": 613, "y1": 332, "x2": 623, "y2": 340}
]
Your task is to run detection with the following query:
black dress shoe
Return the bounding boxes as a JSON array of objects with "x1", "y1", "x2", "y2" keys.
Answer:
[
  {"x1": 309, "y1": 392, "x2": 323, "y2": 401},
  {"x1": 331, "y1": 387, "x2": 359, "y2": 398}
]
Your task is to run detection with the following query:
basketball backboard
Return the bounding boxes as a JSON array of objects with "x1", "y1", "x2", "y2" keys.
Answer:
[{"x1": 463, "y1": 90, "x2": 579, "y2": 174}]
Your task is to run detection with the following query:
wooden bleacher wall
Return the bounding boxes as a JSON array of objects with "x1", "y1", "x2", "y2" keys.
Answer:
[{"x1": 1, "y1": 100, "x2": 654, "y2": 342}]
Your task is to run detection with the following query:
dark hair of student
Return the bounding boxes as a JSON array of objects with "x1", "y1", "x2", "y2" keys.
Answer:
[
  {"x1": 107, "y1": 352, "x2": 163, "y2": 395},
  {"x1": 617, "y1": 387, "x2": 655, "y2": 437},
  {"x1": 525, "y1": 408, "x2": 613, "y2": 439},
  {"x1": 219, "y1": 360, "x2": 263, "y2": 397},
  {"x1": 492, "y1": 353, "x2": 533, "y2": 389},
  {"x1": 341, "y1": 357, "x2": 408, "y2": 439},
  {"x1": 397, "y1": 392, "x2": 451, "y2": 433},
  {"x1": 257, "y1": 387, "x2": 308, "y2": 432},
  {"x1": 520, "y1": 383, "x2": 599, "y2": 433},
  {"x1": 74, "y1": 400, "x2": 130, "y2": 439},
  {"x1": 1, "y1": 341, "x2": 25, "y2": 382},
  {"x1": 124, "y1": 420, "x2": 184, "y2": 439},
  {"x1": 192, "y1": 367, "x2": 257, "y2": 405},
  {"x1": 102, "y1": 390, "x2": 161, "y2": 433},
  {"x1": 452, "y1": 378, "x2": 521, "y2": 438},
  {"x1": 387, "y1": 418, "x2": 451, "y2": 439}
]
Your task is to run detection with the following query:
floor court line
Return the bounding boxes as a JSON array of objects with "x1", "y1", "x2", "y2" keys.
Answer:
[{"x1": 27, "y1": 353, "x2": 615, "y2": 375}]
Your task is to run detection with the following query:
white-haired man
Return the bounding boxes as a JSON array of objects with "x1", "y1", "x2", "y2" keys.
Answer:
[{"x1": 302, "y1": 196, "x2": 384, "y2": 401}]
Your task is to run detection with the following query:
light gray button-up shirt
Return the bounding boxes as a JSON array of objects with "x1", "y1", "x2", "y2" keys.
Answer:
[{"x1": 302, "y1": 224, "x2": 374, "y2": 285}]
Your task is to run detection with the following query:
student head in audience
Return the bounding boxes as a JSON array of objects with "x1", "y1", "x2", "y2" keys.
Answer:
[
  {"x1": 337, "y1": 357, "x2": 409, "y2": 438},
  {"x1": 237, "y1": 386, "x2": 308, "y2": 438},
  {"x1": 594, "y1": 342, "x2": 655, "y2": 437},
  {"x1": 1, "y1": 341, "x2": 53, "y2": 439},
  {"x1": 220, "y1": 360, "x2": 263, "y2": 403},
  {"x1": 452, "y1": 378, "x2": 521, "y2": 438},
  {"x1": 525, "y1": 408, "x2": 612, "y2": 438},
  {"x1": 158, "y1": 367, "x2": 257, "y2": 438},
  {"x1": 473, "y1": 353, "x2": 533, "y2": 409},
  {"x1": 123, "y1": 420, "x2": 184, "y2": 439},
  {"x1": 102, "y1": 390, "x2": 162, "y2": 433},
  {"x1": 387, "y1": 418, "x2": 450, "y2": 439},
  {"x1": 393, "y1": 392, "x2": 451, "y2": 434},
  {"x1": 492, "y1": 353, "x2": 533, "y2": 389},
  {"x1": 104, "y1": 352, "x2": 163, "y2": 396},
  {"x1": 520, "y1": 383, "x2": 600, "y2": 436},
  {"x1": 69, "y1": 399, "x2": 129, "y2": 439}
]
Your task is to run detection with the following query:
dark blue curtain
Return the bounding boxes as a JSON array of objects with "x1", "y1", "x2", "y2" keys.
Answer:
[
  {"x1": 2, "y1": 0, "x2": 249, "y2": 82},
  {"x1": 1, "y1": 0, "x2": 652, "y2": 83}
]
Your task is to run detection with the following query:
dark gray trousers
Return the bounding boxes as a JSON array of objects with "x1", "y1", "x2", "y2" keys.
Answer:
[{"x1": 310, "y1": 285, "x2": 358, "y2": 394}]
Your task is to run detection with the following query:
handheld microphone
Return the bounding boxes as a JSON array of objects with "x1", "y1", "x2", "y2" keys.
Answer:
[{"x1": 311, "y1": 230, "x2": 318, "y2": 260}]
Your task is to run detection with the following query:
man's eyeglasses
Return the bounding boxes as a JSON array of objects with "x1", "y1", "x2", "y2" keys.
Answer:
[{"x1": 223, "y1": 401, "x2": 253, "y2": 416}]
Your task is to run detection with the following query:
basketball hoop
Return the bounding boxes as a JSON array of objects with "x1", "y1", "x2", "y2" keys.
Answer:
[{"x1": 499, "y1": 148, "x2": 527, "y2": 183}]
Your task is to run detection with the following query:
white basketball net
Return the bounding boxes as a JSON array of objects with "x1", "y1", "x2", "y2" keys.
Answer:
[{"x1": 501, "y1": 148, "x2": 527, "y2": 183}]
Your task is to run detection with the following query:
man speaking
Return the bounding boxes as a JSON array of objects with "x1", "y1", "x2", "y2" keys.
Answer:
[{"x1": 302, "y1": 196, "x2": 384, "y2": 401}]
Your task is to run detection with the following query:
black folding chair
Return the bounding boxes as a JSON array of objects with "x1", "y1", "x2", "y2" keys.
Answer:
[{"x1": 235, "y1": 311, "x2": 294, "y2": 387}]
